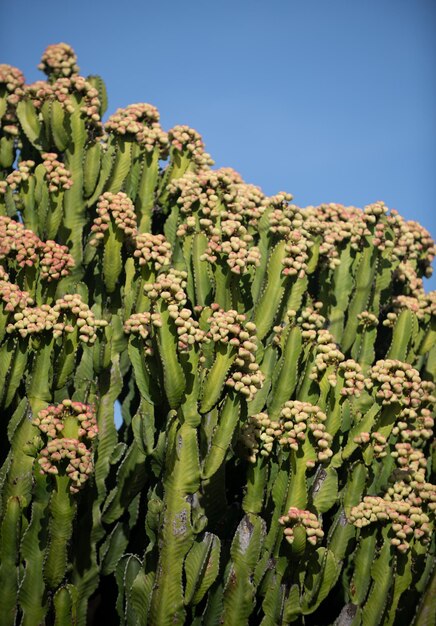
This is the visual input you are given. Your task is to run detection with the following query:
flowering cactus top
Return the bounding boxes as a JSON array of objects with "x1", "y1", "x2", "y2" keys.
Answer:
[{"x1": 38, "y1": 43, "x2": 79, "y2": 79}]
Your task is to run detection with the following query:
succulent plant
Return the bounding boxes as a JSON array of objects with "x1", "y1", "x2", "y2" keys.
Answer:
[{"x1": 0, "y1": 43, "x2": 434, "y2": 626}]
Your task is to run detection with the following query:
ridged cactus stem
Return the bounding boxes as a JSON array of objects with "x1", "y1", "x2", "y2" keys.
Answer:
[
  {"x1": 2, "y1": 404, "x2": 36, "y2": 507},
  {"x1": 328, "y1": 244, "x2": 354, "y2": 343},
  {"x1": 28, "y1": 335, "x2": 55, "y2": 410},
  {"x1": 341, "y1": 244, "x2": 378, "y2": 353},
  {"x1": 214, "y1": 262, "x2": 232, "y2": 310},
  {"x1": 269, "y1": 326, "x2": 302, "y2": 418},
  {"x1": 2, "y1": 337, "x2": 28, "y2": 408},
  {"x1": 179, "y1": 348, "x2": 202, "y2": 426},
  {"x1": 200, "y1": 343, "x2": 236, "y2": 414},
  {"x1": 0, "y1": 496, "x2": 22, "y2": 626},
  {"x1": 102, "y1": 220, "x2": 123, "y2": 294},
  {"x1": 387, "y1": 308, "x2": 414, "y2": 361},
  {"x1": 54, "y1": 586, "x2": 77, "y2": 626},
  {"x1": 254, "y1": 241, "x2": 288, "y2": 340},
  {"x1": 44, "y1": 473, "x2": 76, "y2": 589},
  {"x1": 242, "y1": 457, "x2": 268, "y2": 514},
  {"x1": 349, "y1": 528, "x2": 378, "y2": 605},
  {"x1": 149, "y1": 421, "x2": 200, "y2": 626},
  {"x1": 192, "y1": 233, "x2": 212, "y2": 306},
  {"x1": 361, "y1": 537, "x2": 393, "y2": 626},
  {"x1": 156, "y1": 305, "x2": 186, "y2": 409},
  {"x1": 283, "y1": 447, "x2": 309, "y2": 512},
  {"x1": 54, "y1": 328, "x2": 79, "y2": 390},
  {"x1": 137, "y1": 147, "x2": 160, "y2": 233},
  {"x1": 202, "y1": 393, "x2": 240, "y2": 479},
  {"x1": 62, "y1": 109, "x2": 86, "y2": 269},
  {"x1": 18, "y1": 471, "x2": 51, "y2": 626},
  {"x1": 414, "y1": 566, "x2": 436, "y2": 626},
  {"x1": 135, "y1": 266, "x2": 154, "y2": 313}
]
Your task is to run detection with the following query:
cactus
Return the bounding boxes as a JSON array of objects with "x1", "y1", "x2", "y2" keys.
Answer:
[{"x1": 0, "y1": 43, "x2": 435, "y2": 626}]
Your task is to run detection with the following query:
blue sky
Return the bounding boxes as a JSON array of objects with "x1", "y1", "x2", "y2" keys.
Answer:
[{"x1": 2, "y1": 0, "x2": 436, "y2": 288}]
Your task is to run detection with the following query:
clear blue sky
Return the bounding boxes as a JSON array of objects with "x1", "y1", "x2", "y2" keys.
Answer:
[{"x1": 2, "y1": 0, "x2": 436, "y2": 288}]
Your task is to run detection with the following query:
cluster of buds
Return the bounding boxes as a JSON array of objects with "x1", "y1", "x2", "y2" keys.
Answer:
[
  {"x1": 52, "y1": 294, "x2": 107, "y2": 343},
  {"x1": 4, "y1": 293, "x2": 104, "y2": 341},
  {"x1": 133, "y1": 233, "x2": 172, "y2": 271},
  {"x1": 0, "y1": 64, "x2": 25, "y2": 96},
  {"x1": 282, "y1": 231, "x2": 310, "y2": 278},
  {"x1": 143, "y1": 270, "x2": 188, "y2": 307},
  {"x1": 41, "y1": 152, "x2": 73, "y2": 192},
  {"x1": 353, "y1": 431, "x2": 388, "y2": 458},
  {"x1": 38, "y1": 439, "x2": 93, "y2": 494},
  {"x1": 267, "y1": 193, "x2": 298, "y2": 237},
  {"x1": 89, "y1": 192, "x2": 137, "y2": 246},
  {"x1": 170, "y1": 168, "x2": 265, "y2": 241},
  {"x1": 170, "y1": 171, "x2": 208, "y2": 218},
  {"x1": 242, "y1": 401, "x2": 333, "y2": 465},
  {"x1": 201, "y1": 234, "x2": 260, "y2": 275},
  {"x1": 0, "y1": 216, "x2": 74, "y2": 281},
  {"x1": 338, "y1": 359, "x2": 366, "y2": 397},
  {"x1": 206, "y1": 306, "x2": 262, "y2": 400},
  {"x1": 168, "y1": 125, "x2": 213, "y2": 169},
  {"x1": 0, "y1": 279, "x2": 33, "y2": 313},
  {"x1": 0, "y1": 64, "x2": 25, "y2": 135},
  {"x1": 366, "y1": 360, "x2": 423, "y2": 408},
  {"x1": 62, "y1": 75, "x2": 101, "y2": 132},
  {"x1": 391, "y1": 443, "x2": 428, "y2": 476},
  {"x1": 357, "y1": 311, "x2": 379, "y2": 328},
  {"x1": 171, "y1": 170, "x2": 239, "y2": 218},
  {"x1": 34, "y1": 400, "x2": 97, "y2": 494},
  {"x1": 387, "y1": 210, "x2": 435, "y2": 271},
  {"x1": 230, "y1": 181, "x2": 265, "y2": 226},
  {"x1": 386, "y1": 480, "x2": 436, "y2": 518},
  {"x1": 363, "y1": 201, "x2": 388, "y2": 220},
  {"x1": 0, "y1": 216, "x2": 40, "y2": 268},
  {"x1": 6, "y1": 304, "x2": 58, "y2": 337},
  {"x1": 386, "y1": 445, "x2": 435, "y2": 513},
  {"x1": 302, "y1": 203, "x2": 371, "y2": 267},
  {"x1": 105, "y1": 103, "x2": 168, "y2": 153},
  {"x1": 125, "y1": 305, "x2": 207, "y2": 354},
  {"x1": 207, "y1": 306, "x2": 256, "y2": 351},
  {"x1": 362, "y1": 202, "x2": 395, "y2": 252},
  {"x1": 280, "y1": 401, "x2": 333, "y2": 465},
  {"x1": 38, "y1": 43, "x2": 79, "y2": 79},
  {"x1": 279, "y1": 507, "x2": 324, "y2": 546},
  {"x1": 419, "y1": 291, "x2": 436, "y2": 318},
  {"x1": 124, "y1": 312, "x2": 156, "y2": 355},
  {"x1": 24, "y1": 80, "x2": 55, "y2": 109},
  {"x1": 25, "y1": 75, "x2": 102, "y2": 136},
  {"x1": 240, "y1": 412, "x2": 281, "y2": 461},
  {"x1": 1, "y1": 160, "x2": 35, "y2": 191},
  {"x1": 167, "y1": 304, "x2": 207, "y2": 351},
  {"x1": 348, "y1": 495, "x2": 432, "y2": 553},
  {"x1": 393, "y1": 262, "x2": 425, "y2": 298},
  {"x1": 39, "y1": 240, "x2": 75, "y2": 281},
  {"x1": 392, "y1": 407, "x2": 434, "y2": 447},
  {"x1": 34, "y1": 399, "x2": 98, "y2": 441},
  {"x1": 310, "y1": 330, "x2": 345, "y2": 385},
  {"x1": 295, "y1": 304, "x2": 325, "y2": 342},
  {"x1": 384, "y1": 293, "x2": 436, "y2": 327}
]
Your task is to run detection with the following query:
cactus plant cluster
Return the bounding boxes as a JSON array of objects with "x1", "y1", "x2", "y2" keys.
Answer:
[{"x1": 0, "y1": 43, "x2": 435, "y2": 626}]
